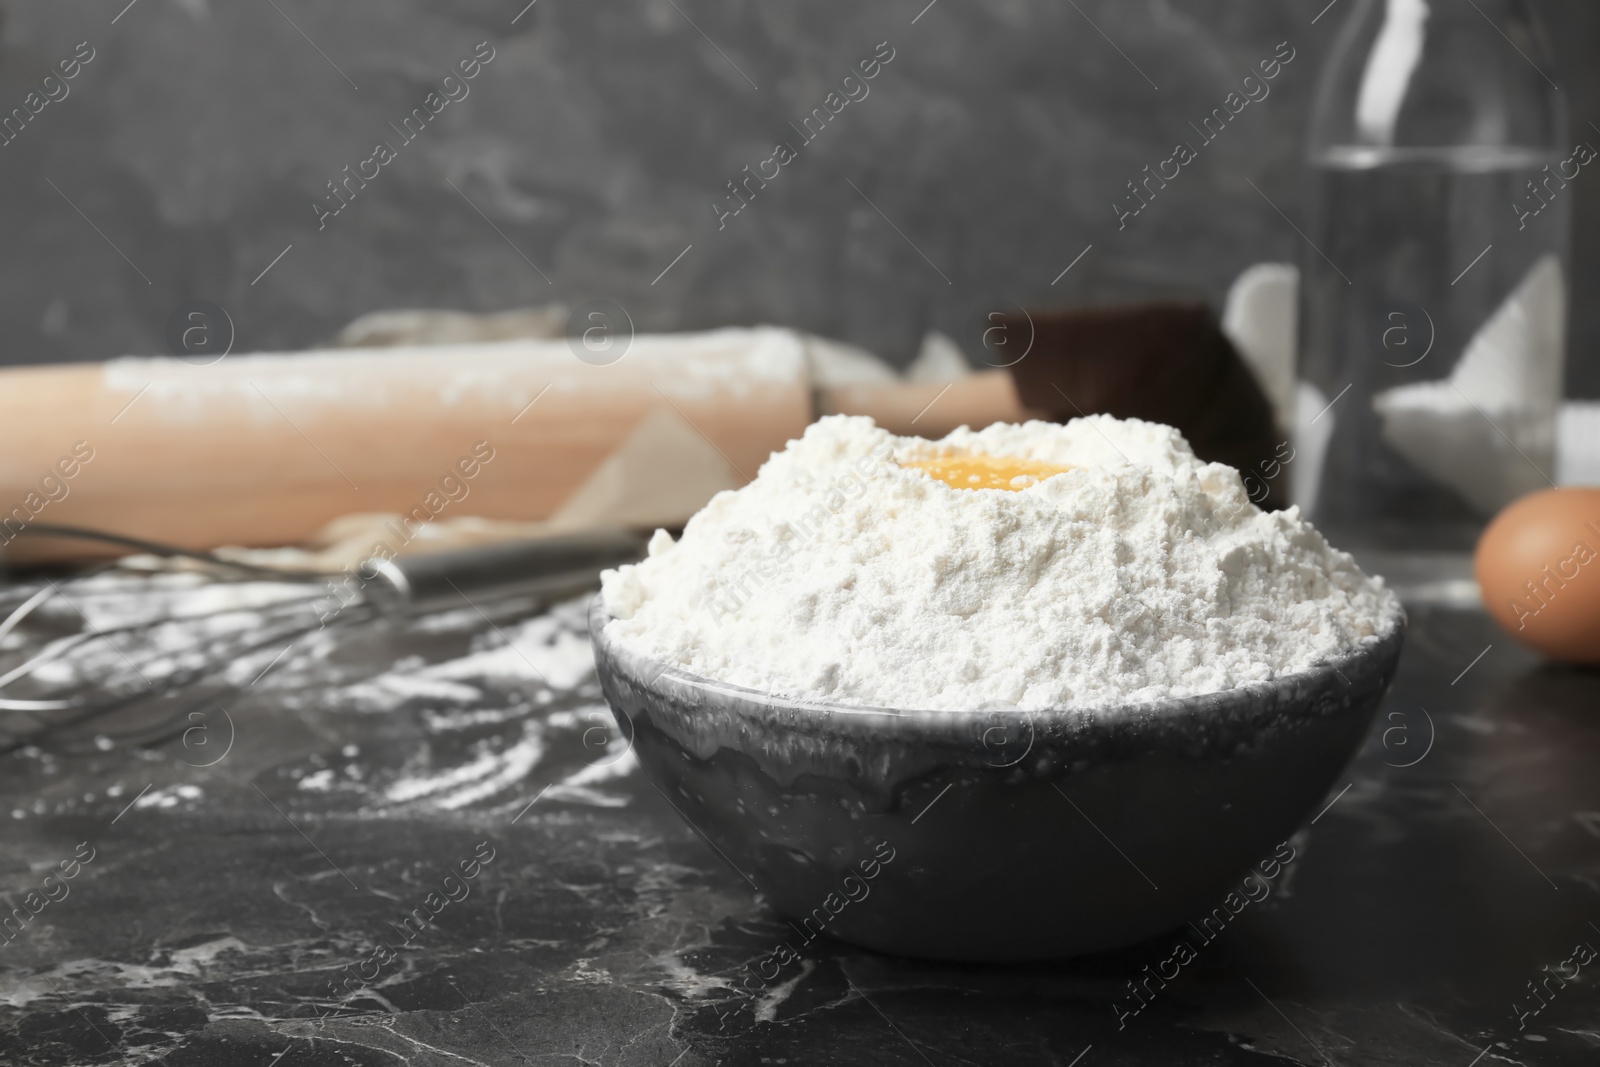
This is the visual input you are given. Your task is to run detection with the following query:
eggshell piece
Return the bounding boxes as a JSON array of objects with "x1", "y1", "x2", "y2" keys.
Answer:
[{"x1": 1475, "y1": 487, "x2": 1600, "y2": 664}]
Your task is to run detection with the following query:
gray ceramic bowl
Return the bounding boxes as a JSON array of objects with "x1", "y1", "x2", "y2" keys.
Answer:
[{"x1": 591, "y1": 598, "x2": 1406, "y2": 962}]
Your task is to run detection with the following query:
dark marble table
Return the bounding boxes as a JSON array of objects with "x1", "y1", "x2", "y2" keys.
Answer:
[{"x1": 1, "y1": 565, "x2": 1597, "y2": 1066}]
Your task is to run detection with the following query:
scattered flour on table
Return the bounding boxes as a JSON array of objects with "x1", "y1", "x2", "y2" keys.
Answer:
[
  {"x1": 601, "y1": 415, "x2": 1400, "y2": 711},
  {"x1": 4, "y1": 576, "x2": 624, "y2": 818}
]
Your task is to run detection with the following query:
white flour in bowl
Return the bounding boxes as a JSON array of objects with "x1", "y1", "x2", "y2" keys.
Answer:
[{"x1": 600, "y1": 415, "x2": 1398, "y2": 711}]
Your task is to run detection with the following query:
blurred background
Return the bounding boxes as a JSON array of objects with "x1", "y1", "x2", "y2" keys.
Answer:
[
  {"x1": 5, "y1": 7, "x2": 1600, "y2": 1064},
  {"x1": 0, "y1": 0, "x2": 1593, "y2": 393}
]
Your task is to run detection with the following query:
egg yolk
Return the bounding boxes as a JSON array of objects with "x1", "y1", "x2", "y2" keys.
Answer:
[{"x1": 904, "y1": 453, "x2": 1073, "y2": 491}]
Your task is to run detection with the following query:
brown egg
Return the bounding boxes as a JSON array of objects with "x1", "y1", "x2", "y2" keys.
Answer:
[{"x1": 1476, "y1": 487, "x2": 1600, "y2": 664}]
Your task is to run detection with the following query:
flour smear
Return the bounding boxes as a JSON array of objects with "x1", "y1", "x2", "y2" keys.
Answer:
[{"x1": 601, "y1": 415, "x2": 1398, "y2": 711}]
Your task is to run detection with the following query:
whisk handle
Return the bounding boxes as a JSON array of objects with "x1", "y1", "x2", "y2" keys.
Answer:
[{"x1": 361, "y1": 530, "x2": 646, "y2": 615}]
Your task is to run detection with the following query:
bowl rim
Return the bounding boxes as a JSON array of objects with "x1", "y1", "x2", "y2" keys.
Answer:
[{"x1": 588, "y1": 595, "x2": 1408, "y2": 730}]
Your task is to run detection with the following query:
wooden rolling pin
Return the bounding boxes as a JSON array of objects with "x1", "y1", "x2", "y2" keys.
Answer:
[{"x1": 0, "y1": 329, "x2": 1031, "y2": 561}]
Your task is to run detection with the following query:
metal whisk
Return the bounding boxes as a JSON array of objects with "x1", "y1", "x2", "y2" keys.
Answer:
[{"x1": 0, "y1": 524, "x2": 643, "y2": 753}]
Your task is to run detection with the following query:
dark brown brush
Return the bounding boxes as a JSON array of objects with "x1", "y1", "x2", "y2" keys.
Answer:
[{"x1": 1001, "y1": 301, "x2": 1287, "y2": 510}]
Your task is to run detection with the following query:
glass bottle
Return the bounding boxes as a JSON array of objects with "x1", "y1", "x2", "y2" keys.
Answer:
[{"x1": 1297, "y1": 0, "x2": 1570, "y2": 551}]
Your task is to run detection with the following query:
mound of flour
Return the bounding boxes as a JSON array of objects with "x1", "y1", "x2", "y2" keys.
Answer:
[{"x1": 600, "y1": 415, "x2": 1397, "y2": 711}]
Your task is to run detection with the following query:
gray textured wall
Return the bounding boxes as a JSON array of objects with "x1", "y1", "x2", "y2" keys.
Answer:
[{"x1": 0, "y1": 0, "x2": 1595, "y2": 395}]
